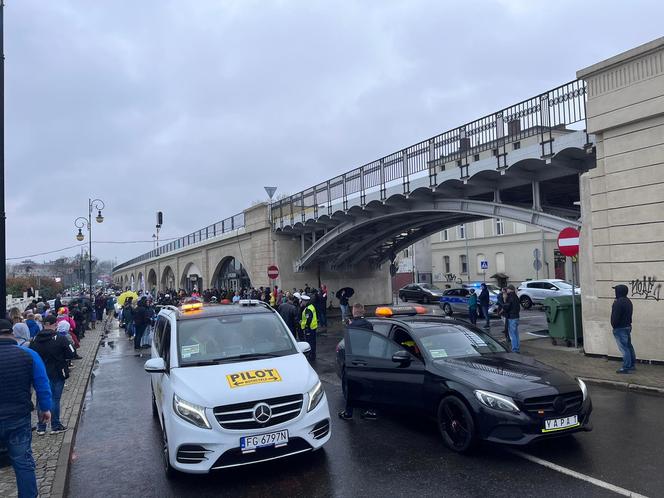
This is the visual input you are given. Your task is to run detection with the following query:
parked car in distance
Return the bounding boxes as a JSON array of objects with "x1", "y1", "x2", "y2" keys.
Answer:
[
  {"x1": 398, "y1": 283, "x2": 445, "y2": 304},
  {"x1": 517, "y1": 279, "x2": 580, "y2": 309}
]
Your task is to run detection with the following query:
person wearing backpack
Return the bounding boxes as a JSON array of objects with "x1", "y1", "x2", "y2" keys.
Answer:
[{"x1": 29, "y1": 315, "x2": 75, "y2": 435}]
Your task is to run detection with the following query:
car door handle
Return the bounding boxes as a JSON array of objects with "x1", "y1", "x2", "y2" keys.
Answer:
[{"x1": 351, "y1": 360, "x2": 367, "y2": 366}]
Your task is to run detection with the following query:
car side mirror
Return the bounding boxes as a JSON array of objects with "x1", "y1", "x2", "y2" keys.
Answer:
[
  {"x1": 392, "y1": 350, "x2": 411, "y2": 366},
  {"x1": 297, "y1": 341, "x2": 312, "y2": 354},
  {"x1": 144, "y1": 357, "x2": 166, "y2": 373}
]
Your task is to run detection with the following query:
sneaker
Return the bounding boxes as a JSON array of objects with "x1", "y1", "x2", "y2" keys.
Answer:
[
  {"x1": 50, "y1": 425, "x2": 68, "y2": 434},
  {"x1": 73, "y1": 354, "x2": 83, "y2": 360},
  {"x1": 361, "y1": 410, "x2": 377, "y2": 420},
  {"x1": 338, "y1": 410, "x2": 353, "y2": 420},
  {"x1": 616, "y1": 368, "x2": 631, "y2": 374},
  {"x1": 36, "y1": 428, "x2": 46, "y2": 436}
]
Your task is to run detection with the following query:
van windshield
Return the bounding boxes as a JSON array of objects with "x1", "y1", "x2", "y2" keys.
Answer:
[{"x1": 177, "y1": 313, "x2": 297, "y2": 366}]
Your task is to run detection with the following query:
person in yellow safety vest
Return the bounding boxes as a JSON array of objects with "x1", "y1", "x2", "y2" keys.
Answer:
[{"x1": 299, "y1": 295, "x2": 318, "y2": 361}]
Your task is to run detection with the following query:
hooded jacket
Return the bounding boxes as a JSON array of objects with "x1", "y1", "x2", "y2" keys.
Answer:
[
  {"x1": 30, "y1": 329, "x2": 75, "y2": 381},
  {"x1": 611, "y1": 284, "x2": 633, "y2": 329}
]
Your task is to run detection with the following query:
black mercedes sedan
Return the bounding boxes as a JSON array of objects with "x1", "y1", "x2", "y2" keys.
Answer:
[{"x1": 335, "y1": 307, "x2": 592, "y2": 452}]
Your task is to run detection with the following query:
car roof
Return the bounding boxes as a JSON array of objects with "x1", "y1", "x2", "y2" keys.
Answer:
[
  {"x1": 368, "y1": 315, "x2": 471, "y2": 329},
  {"x1": 160, "y1": 303, "x2": 274, "y2": 321}
]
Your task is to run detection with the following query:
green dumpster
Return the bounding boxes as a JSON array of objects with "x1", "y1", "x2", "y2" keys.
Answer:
[{"x1": 542, "y1": 295, "x2": 583, "y2": 347}]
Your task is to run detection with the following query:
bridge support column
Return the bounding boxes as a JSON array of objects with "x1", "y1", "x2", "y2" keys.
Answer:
[
  {"x1": 531, "y1": 181, "x2": 542, "y2": 211},
  {"x1": 577, "y1": 37, "x2": 664, "y2": 361}
]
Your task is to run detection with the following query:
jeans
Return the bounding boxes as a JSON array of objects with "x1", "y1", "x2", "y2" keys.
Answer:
[
  {"x1": 134, "y1": 323, "x2": 148, "y2": 349},
  {"x1": 304, "y1": 329, "x2": 317, "y2": 360},
  {"x1": 613, "y1": 327, "x2": 636, "y2": 370},
  {"x1": 38, "y1": 378, "x2": 65, "y2": 430},
  {"x1": 508, "y1": 318, "x2": 520, "y2": 352},
  {"x1": 468, "y1": 307, "x2": 477, "y2": 325},
  {"x1": 340, "y1": 304, "x2": 349, "y2": 322},
  {"x1": 318, "y1": 306, "x2": 327, "y2": 327},
  {"x1": 0, "y1": 415, "x2": 38, "y2": 498},
  {"x1": 481, "y1": 305, "x2": 490, "y2": 327}
]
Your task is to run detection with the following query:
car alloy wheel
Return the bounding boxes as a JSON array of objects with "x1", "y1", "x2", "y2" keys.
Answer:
[
  {"x1": 438, "y1": 396, "x2": 477, "y2": 453},
  {"x1": 443, "y1": 303, "x2": 453, "y2": 316},
  {"x1": 162, "y1": 425, "x2": 177, "y2": 479},
  {"x1": 520, "y1": 295, "x2": 533, "y2": 309}
]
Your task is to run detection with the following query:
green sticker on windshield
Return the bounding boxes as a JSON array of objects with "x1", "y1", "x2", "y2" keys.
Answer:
[
  {"x1": 181, "y1": 344, "x2": 200, "y2": 358},
  {"x1": 430, "y1": 349, "x2": 448, "y2": 358}
]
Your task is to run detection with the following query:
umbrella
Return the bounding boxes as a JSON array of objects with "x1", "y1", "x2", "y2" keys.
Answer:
[
  {"x1": 335, "y1": 287, "x2": 355, "y2": 299},
  {"x1": 117, "y1": 291, "x2": 139, "y2": 306}
]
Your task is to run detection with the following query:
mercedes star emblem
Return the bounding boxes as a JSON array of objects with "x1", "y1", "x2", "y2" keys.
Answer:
[{"x1": 253, "y1": 402, "x2": 272, "y2": 423}]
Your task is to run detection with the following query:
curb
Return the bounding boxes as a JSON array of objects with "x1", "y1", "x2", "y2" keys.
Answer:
[
  {"x1": 579, "y1": 376, "x2": 664, "y2": 396},
  {"x1": 50, "y1": 332, "x2": 104, "y2": 498}
]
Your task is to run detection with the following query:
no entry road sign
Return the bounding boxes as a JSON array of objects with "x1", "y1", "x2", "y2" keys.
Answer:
[
  {"x1": 557, "y1": 227, "x2": 580, "y2": 257},
  {"x1": 267, "y1": 265, "x2": 279, "y2": 280}
]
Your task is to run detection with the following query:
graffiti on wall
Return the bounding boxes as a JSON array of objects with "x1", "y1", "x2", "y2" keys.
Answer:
[{"x1": 629, "y1": 276, "x2": 661, "y2": 301}]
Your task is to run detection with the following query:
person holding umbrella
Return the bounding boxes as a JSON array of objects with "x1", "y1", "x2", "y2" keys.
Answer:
[{"x1": 336, "y1": 287, "x2": 354, "y2": 323}]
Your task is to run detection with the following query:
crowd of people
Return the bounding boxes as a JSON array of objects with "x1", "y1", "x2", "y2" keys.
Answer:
[{"x1": 0, "y1": 291, "x2": 118, "y2": 497}]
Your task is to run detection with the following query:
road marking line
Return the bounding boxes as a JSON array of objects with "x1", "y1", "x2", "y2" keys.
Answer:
[{"x1": 509, "y1": 449, "x2": 649, "y2": 498}]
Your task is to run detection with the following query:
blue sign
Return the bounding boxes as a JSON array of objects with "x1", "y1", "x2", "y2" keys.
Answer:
[{"x1": 480, "y1": 260, "x2": 489, "y2": 270}]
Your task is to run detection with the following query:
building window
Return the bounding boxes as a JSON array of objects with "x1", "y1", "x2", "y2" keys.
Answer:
[
  {"x1": 444, "y1": 256, "x2": 450, "y2": 273},
  {"x1": 458, "y1": 224, "x2": 466, "y2": 240},
  {"x1": 495, "y1": 218, "x2": 505, "y2": 236},
  {"x1": 442, "y1": 229, "x2": 449, "y2": 242},
  {"x1": 404, "y1": 249, "x2": 409, "y2": 258},
  {"x1": 513, "y1": 141, "x2": 521, "y2": 150},
  {"x1": 460, "y1": 255, "x2": 468, "y2": 274},
  {"x1": 473, "y1": 154, "x2": 480, "y2": 162},
  {"x1": 477, "y1": 254, "x2": 486, "y2": 274},
  {"x1": 496, "y1": 252, "x2": 506, "y2": 273}
]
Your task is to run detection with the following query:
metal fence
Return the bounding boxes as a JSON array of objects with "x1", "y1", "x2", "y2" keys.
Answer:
[
  {"x1": 271, "y1": 79, "x2": 587, "y2": 227},
  {"x1": 113, "y1": 212, "x2": 245, "y2": 272}
]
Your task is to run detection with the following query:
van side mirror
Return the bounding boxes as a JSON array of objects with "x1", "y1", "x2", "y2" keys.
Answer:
[
  {"x1": 392, "y1": 350, "x2": 411, "y2": 366},
  {"x1": 144, "y1": 357, "x2": 167, "y2": 373}
]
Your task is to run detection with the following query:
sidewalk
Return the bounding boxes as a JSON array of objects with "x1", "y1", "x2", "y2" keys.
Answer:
[
  {"x1": 520, "y1": 338, "x2": 664, "y2": 394},
  {"x1": 0, "y1": 325, "x2": 104, "y2": 498}
]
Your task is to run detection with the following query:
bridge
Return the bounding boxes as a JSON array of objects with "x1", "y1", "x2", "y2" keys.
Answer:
[{"x1": 113, "y1": 37, "x2": 664, "y2": 360}]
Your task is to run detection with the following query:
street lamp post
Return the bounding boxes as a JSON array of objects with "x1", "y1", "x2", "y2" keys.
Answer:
[{"x1": 74, "y1": 198, "x2": 105, "y2": 302}]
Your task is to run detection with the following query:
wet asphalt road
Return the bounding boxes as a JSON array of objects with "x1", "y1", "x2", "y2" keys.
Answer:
[{"x1": 67, "y1": 324, "x2": 664, "y2": 498}]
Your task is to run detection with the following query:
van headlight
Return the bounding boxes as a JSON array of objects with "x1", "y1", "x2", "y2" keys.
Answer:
[
  {"x1": 578, "y1": 378, "x2": 588, "y2": 402},
  {"x1": 307, "y1": 381, "x2": 324, "y2": 412},
  {"x1": 173, "y1": 394, "x2": 211, "y2": 429},
  {"x1": 474, "y1": 390, "x2": 520, "y2": 413}
]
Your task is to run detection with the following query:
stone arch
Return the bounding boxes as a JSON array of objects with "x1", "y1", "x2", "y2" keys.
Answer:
[
  {"x1": 161, "y1": 265, "x2": 176, "y2": 291},
  {"x1": 180, "y1": 262, "x2": 203, "y2": 293},
  {"x1": 210, "y1": 256, "x2": 251, "y2": 291},
  {"x1": 137, "y1": 272, "x2": 145, "y2": 291},
  {"x1": 147, "y1": 269, "x2": 158, "y2": 291}
]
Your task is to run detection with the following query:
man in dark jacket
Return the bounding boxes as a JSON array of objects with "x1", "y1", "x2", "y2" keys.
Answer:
[
  {"x1": 504, "y1": 285, "x2": 521, "y2": 352},
  {"x1": 478, "y1": 283, "x2": 491, "y2": 328},
  {"x1": 30, "y1": 315, "x2": 75, "y2": 435},
  {"x1": 0, "y1": 318, "x2": 52, "y2": 497},
  {"x1": 611, "y1": 284, "x2": 635, "y2": 374},
  {"x1": 277, "y1": 297, "x2": 299, "y2": 338},
  {"x1": 133, "y1": 297, "x2": 150, "y2": 350}
]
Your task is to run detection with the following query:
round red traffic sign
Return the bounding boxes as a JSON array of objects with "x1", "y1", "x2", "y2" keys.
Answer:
[
  {"x1": 557, "y1": 227, "x2": 580, "y2": 257},
  {"x1": 267, "y1": 265, "x2": 279, "y2": 280}
]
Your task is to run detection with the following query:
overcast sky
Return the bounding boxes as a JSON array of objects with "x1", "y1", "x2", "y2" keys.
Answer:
[{"x1": 5, "y1": 0, "x2": 664, "y2": 265}]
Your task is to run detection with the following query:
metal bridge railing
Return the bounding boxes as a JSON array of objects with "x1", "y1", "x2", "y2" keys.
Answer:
[
  {"x1": 271, "y1": 79, "x2": 587, "y2": 228},
  {"x1": 112, "y1": 212, "x2": 245, "y2": 272}
]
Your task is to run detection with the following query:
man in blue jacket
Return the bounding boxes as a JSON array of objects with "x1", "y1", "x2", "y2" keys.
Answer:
[{"x1": 0, "y1": 318, "x2": 52, "y2": 498}]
